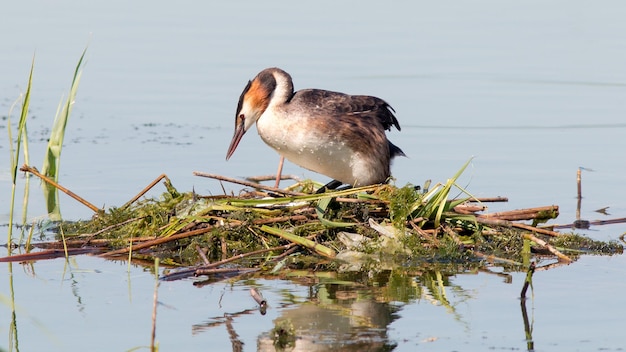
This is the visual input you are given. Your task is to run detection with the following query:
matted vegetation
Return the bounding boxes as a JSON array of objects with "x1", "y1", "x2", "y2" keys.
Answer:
[{"x1": 9, "y1": 161, "x2": 620, "y2": 283}]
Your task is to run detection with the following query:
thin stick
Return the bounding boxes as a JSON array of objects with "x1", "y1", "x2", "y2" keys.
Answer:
[
  {"x1": 193, "y1": 171, "x2": 305, "y2": 196},
  {"x1": 250, "y1": 288, "x2": 267, "y2": 308},
  {"x1": 246, "y1": 174, "x2": 301, "y2": 182},
  {"x1": 476, "y1": 217, "x2": 562, "y2": 237},
  {"x1": 34, "y1": 236, "x2": 156, "y2": 249},
  {"x1": 19, "y1": 164, "x2": 101, "y2": 213},
  {"x1": 100, "y1": 225, "x2": 214, "y2": 257},
  {"x1": 512, "y1": 222, "x2": 561, "y2": 237},
  {"x1": 409, "y1": 220, "x2": 434, "y2": 243},
  {"x1": 523, "y1": 233, "x2": 572, "y2": 263},
  {"x1": 220, "y1": 234, "x2": 227, "y2": 258},
  {"x1": 196, "y1": 245, "x2": 210, "y2": 265},
  {"x1": 198, "y1": 242, "x2": 301, "y2": 270},
  {"x1": 470, "y1": 196, "x2": 509, "y2": 203},
  {"x1": 0, "y1": 248, "x2": 103, "y2": 262},
  {"x1": 122, "y1": 174, "x2": 169, "y2": 209},
  {"x1": 577, "y1": 168, "x2": 582, "y2": 201},
  {"x1": 453, "y1": 204, "x2": 486, "y2": 214},
  {"x1": 269, "y1": 245, "x2": 299, "y2": 262}
]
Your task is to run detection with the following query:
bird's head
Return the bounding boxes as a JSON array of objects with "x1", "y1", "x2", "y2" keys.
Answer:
[{"x1": 226, "y1": 68, "x2": 293, "y2": 160}]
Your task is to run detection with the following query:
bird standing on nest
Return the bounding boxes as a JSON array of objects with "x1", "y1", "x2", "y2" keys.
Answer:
[{"x1": 226, "y1": 67, "x2": 405, "y2": 191}]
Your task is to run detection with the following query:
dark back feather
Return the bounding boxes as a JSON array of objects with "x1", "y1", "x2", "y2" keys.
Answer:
[{"x1": 293, "y1": 89, "x2": 401, "y2": 132}]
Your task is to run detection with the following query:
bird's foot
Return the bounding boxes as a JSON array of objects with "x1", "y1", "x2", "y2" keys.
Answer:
[{"x1": 315, "y1": 180, "x2": 343, "y2": 194}]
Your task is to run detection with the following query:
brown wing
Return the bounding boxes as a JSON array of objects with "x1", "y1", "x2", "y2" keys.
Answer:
[{"x1": 290, "y1": 89, "x2": 401, "y2": 132}]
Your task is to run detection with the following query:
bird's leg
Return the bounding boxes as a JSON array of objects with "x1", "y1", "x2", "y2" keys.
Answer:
[
  {"x1": 274, "y1": 156, "x2": 285, "y2": 189},
  {"x1": 315, "y1": 179, "x2": 343, "y2": 194}
]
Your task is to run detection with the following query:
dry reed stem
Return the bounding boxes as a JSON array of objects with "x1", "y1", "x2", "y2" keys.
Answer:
[
  {"x1": 471, "y1": 196, "x2": 509, "y2": 202},
  {"x1": 20, "y1": 164, "x2": 101, "y2": 212},
  {"x1": 196, "y1": 245, "x2": 210, "y2": 265},
  {"x1": 34, "y1": 236, "x2": 156, "y2": 249},
  {"x1": 476, "y1": 217, "x2": 561, "y2": 237},
  {"x1": 122, "y1": 174, "x2": 169, "y2": 209},
  {"x1": 100, "y1": 225, "x2": 214, "y2": 256},
  {"x1": 480, "y1": 205, "x2": 559, "y2": 221},
  {"x1": 523, "y1": 233, "x2": 572, "y2": 263},
  {"x1": 511, "y1": 222, "x2": 561, "y2": 237},
  {"x1": 193, "y1": 171, "x2": 305, "y2": 196},
  {"x1": 453, "y1": 204, "x2": 487, "y2": 214},
  {"x1": 195, "y1": 244, "x2": 297, "y2": 269},
  {"x1": 246, "y1": 174, "x2": 301, "y2": 182},
  {"x1": 408, "y1": 221, "x2": 440, "y2": 246}
]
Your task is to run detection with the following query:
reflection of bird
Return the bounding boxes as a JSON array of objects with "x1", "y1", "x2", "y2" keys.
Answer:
[{"x1": 226, "y1": 67, "x2": 405, "y2": 189}]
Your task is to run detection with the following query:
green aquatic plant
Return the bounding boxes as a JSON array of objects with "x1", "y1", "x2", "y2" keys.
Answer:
[
  {"x1": 7, "y1": 56, "x2": 34, "y2": 251},
  {"x1": 41, "y1": 48, "x2": 87, "y2": 221},
  {"x1": 411, "y1": 158, "x2": 475, "y2": 228}
]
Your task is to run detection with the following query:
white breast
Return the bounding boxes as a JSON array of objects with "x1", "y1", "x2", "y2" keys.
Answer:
[{"x1": 255, "y1": 109, "x2": 376, "y2": 186}]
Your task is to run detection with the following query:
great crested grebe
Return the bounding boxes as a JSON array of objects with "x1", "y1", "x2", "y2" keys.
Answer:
[{"x1": 226, "y1": 67, "x2": 405, "y2": 189}]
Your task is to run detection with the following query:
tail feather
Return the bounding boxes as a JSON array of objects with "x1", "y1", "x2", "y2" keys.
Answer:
[{"x1": 389, "y1": 141, "x2": 406, "y2": 159}]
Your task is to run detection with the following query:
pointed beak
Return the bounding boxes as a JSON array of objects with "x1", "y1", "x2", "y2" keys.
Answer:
[{"x1": 226, "y1": 118, "x2": 246, "y2": 160}]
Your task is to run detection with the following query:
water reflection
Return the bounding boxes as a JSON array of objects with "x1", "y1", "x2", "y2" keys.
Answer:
[
  {"x1": 520, "y1": 296, "x2": 534, "y2": 352},
  {"x1": 190, "y1": 267, "x2": 490, "y2": 351},
  {"x1": 553, "y1": 167, "x2": 626, "y2": 230}
]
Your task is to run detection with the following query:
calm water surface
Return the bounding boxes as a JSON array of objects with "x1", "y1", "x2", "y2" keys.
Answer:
[{"x1": 2, "y1": 1, "x2": 626, "y2": 351}]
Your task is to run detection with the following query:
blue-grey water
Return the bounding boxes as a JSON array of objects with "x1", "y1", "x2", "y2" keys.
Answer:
[{"x1": 2, "y1": 1, "x2": 626, "y2": 351}]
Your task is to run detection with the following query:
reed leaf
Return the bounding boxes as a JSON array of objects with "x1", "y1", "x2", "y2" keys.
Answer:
[
  {"x1": 260, "y1": 225, "x2": 336, "y2": 258},
  {"x1": 7, "y1": 56, "x2": 34, "y2": 249},
  {"x1": 410, "y1": 158, "x2": 473, "y2": 227},
  {"x1": 227, "y1": 184, "x2": 379, "y2": 207},
  {"x1": 315, "y1": 197, "x2": 356, "y2": 228},
  {"x1": 41, "y1": 48, "x2": 87, "y2": 220}
]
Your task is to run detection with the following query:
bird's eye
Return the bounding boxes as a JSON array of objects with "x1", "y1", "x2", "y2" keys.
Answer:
[{"x1": 239, "y1": 114, "x2": 245, "y2": 121}]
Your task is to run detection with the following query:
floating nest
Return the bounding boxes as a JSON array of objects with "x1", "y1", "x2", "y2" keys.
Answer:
[{"x1": 10, "y1": 162, "x2": 621, "y2": 282}]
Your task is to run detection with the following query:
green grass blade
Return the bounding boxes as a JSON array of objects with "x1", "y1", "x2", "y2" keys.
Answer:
[
  {"x1": 10, "y1": 59, "x2": 33, "y2": 182},
  {"x1": 260, "y1": 225, "x2": 336, "y2": 258},
  {"x1": 409, "y1": 158, "x2": 473, "y2": 228},
  {"x1": 41, "y1": 48, "x2": 87, "y2": 220},
  {"x1": 315, "y1": 197, "x2": 356, "y2": 228},
  {"x1": 226, "y1": 184, "x2": 379, "y2": 207},
  {"x1": 7, "y1": 56, "x2": 34, "y2": 251}
]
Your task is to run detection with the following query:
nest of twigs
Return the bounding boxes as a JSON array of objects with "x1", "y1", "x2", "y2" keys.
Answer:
[{"x1": 21, "y1": 164, "x2": 619, "y2": 282}]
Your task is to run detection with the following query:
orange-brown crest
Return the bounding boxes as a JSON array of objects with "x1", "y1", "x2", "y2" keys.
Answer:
[{"x1": 244, "y1": 77, "x2": 272, "y2": 114}]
